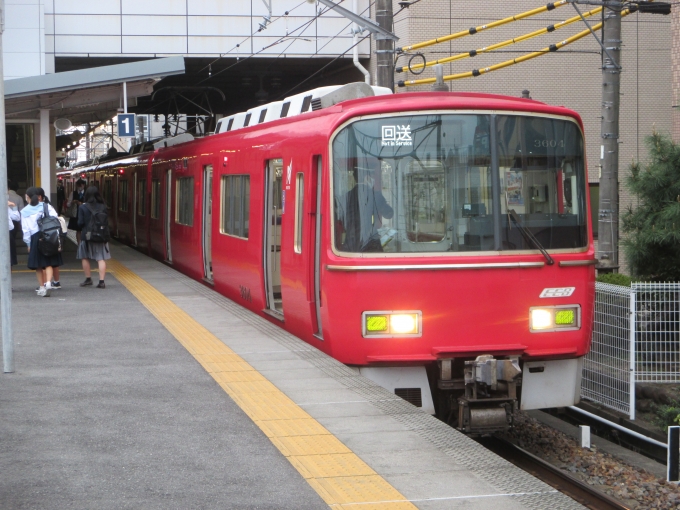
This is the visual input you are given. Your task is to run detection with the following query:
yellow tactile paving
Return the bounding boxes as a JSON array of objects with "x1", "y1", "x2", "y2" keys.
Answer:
[{"x1": 108, "y1": 259, "x2": 417, "y2": 509}]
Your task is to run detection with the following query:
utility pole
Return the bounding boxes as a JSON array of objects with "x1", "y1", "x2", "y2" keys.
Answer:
[
  {"x1": 597, "y1": 0, "x2": 622, "y2": 272},
  {"x1": 375, "y1": 0, "x2": 394, "y2": 90},
  {"x1": 0, "y1": 0, "x2": 14, "y2": 372}
]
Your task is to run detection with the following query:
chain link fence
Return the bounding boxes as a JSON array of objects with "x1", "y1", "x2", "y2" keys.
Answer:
[{"x1": 581, "y1": 282, "x2": 680, "y2": 420}]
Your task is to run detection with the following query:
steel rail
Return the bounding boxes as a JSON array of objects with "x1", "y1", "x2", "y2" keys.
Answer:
[{"x1": 479, "y1": 436, "x2": 631, "y2": 510}]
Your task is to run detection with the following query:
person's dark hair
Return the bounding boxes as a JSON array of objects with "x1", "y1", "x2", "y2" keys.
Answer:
[
  {"x1": 76, "y1": 179, "x2": 86, "y2": 187},
  {"x1": 84, "y1": 186, "x2": 104, "y2": 204},
  {"x1": 7, "y1": 180, "x2": 15, "y2": 191},
  {"x1": 35, "y1": 187, "x2": 50, "y2": 204},
  {"x1": 25, "y1": 186, "x2": 40, "y2": 207}
]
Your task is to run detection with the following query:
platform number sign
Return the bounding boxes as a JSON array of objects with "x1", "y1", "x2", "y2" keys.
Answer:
[{"x1": 117, "y1": 113, "x2": 136, "y2": 138}]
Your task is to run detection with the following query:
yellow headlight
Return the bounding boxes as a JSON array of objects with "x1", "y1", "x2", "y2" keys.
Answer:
[
  {"x1": 390, "y1": 314, "x2": 419, "y2": 334},
  {"x1": 555, "y1": 309, "x2": 575, "y2": 325},
  {"x1": 366, "y1": 315, "x2": 388, "y2": 332},
  {"x1": 530, "y1": 309, "x2": 553, "y2": 330}
]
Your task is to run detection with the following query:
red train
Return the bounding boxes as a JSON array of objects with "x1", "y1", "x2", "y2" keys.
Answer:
[{"x1": 59, "y1": 83, "x2": 595, "y2": 433}]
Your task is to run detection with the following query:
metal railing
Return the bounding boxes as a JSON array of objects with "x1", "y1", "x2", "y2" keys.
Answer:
[{"x1": 581, "y1": 282, "x2": 680, "y2": 420}]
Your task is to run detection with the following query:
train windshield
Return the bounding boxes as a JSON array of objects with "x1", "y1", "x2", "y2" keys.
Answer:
[{"x1": 331, "y1": 113, "x2": 587, "y2": 255}]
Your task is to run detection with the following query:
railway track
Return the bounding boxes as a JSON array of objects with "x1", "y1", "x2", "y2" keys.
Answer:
[{"x1": 478, "y1": 436, "x2": 631, "y2": 510}]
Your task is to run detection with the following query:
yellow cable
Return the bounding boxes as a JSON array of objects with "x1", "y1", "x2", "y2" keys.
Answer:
[
  {"x1": 398, "y1": 0, "x2": 568, "y2": 53},
  {"x1": 398, "y1": 8, "x2": 635, "y2": 87},
  {"x1": 399, "y1": 6, "x2": 603, "y2": 74}
]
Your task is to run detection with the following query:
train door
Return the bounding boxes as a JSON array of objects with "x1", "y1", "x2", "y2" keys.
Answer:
[
  {"x1": 164, "y1": 169, "x2": 172, "y2": 262},
  {"x1": 264, "y1": 158, "x2": 284, "y2": 317},
  {"x1": 202, "y1": 165, "x2": 213, "y2": 281},
  {"x1": 115, "y1": 175, "x2": 119, "y2": 237},
  {"x1": 132, "y1": 172, "x2": 138, "y2": 245},
  {"x1": 313, "y1": 157, "x2": 323, "y2": 339}
]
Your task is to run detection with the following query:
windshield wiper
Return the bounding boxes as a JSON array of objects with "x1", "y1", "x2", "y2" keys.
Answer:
[{"x1": 508, "y1": 209, "x2": 555, "y2": 266}]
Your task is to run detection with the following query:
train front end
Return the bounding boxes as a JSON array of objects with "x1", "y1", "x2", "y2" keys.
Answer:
[{"x1": 325, "y1": 96, "x2": 595, "y2": 433}]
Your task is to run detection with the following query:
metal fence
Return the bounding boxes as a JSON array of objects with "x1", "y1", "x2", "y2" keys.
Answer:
[
  {"x1": 582, "y1": 282, "x2": 680, "y2": 420},
  {"x1": 582, "y1": 282, "x2": 635, "y2": 418}
]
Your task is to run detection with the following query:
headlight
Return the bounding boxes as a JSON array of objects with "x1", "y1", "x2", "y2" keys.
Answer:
[
  {"x1": 362, "y1": 311, "x2": 422, "y2": 338},
  {"x1": 530, "y1": 305, "x2": 581, "y2": 332}
]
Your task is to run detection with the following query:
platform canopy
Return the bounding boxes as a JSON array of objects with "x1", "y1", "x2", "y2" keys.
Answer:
[{"x1": 4, "y1": 56, "x2": 186, "y2": 124}]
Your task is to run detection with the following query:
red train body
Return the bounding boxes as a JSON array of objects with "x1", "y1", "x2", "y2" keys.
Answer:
[{"x1": 61, "y1": 88, "x2": 596, "y2": 432}]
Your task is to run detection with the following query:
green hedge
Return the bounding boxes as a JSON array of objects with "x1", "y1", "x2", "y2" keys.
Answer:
[{"x1": 596, "y1": 273, "x2": 632, "y2": 287}]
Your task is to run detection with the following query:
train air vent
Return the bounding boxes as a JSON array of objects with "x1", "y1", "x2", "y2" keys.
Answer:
[
  {"x1": 280, "y1": 102, "x2": 291, "y2": 118},
  {"x1": 311, "y1": 98, "x2": 322, "y2": 111},
  {"x1": 395, "y1": 388, "x2": 422, "y2": 407},
  {"x1": 244, "y1": 113, "x2": 252, "y2": 127},
  {"x1": 301, "y1": 95, "x2": 313, "y2": 113},
  {"x1": 258, "y1": 109, "x2": 267, "y2": 124},
  {"x1": 227, "y1": 118, "x2": 234, "y2": 131}
]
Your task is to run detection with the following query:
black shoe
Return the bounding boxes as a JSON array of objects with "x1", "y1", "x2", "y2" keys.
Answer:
[
  {"x1": 80, "y1": 278, "x2": 93, "y2": 287},
  {"x1": 97, "y1": 281, "x2": 105, "y2": 289}
]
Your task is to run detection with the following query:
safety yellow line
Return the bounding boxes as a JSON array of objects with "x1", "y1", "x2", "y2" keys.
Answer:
[{"x1": 108, "y1": 259, "x2": 417, "y2": 510}]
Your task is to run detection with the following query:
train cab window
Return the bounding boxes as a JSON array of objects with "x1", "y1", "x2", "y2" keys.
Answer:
[
  {"x1": 151, "y1": 179, "x2": 161, "y2": 219},
  {"x1": 175, "y1": 177, "x2": 194, "y2": 226},
  {"x1": 118, "y1": 180, "x2": 129, "y2": 212},
  {"x1": 220, "y1": 175, "x2": 250, "y2": 239},
  {"x1": 137, "y1": 179, "x2": 146, "y2": 217},
  {"x1": 331, "y1": 113, "x2": 587, "y2": 255}
]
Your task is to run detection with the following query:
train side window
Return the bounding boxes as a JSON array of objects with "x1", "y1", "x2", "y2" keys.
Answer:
[
  {"x1": 220, "y1": 175, "x2": 250, "y2": 239},
  {"x1": 103, "y1": 179, "x2": 112, "y2": 209},
  {"x1": 137, "y1": 179, "x2": 146, "y2": 217},
  {"x1": 294, "y1": 173, "x2": 304, "y2": 253},
  {"x1": 119, "y1": 180, "x2": 129, "y2": 212},
  {"x1": 175, "y1": 177, "x2": 194, "y2": 226},
  {"x1": 151, "y1": 179, "x2": 161, "y2": 219}
]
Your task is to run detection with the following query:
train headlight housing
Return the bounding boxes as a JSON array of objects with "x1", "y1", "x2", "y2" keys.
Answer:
[
  {"x1": 530, "y1": 305, "x2": 581, "y2": 333},
  {"x1": 362, "y1": 311, "x2": 422, "y2": 338}
]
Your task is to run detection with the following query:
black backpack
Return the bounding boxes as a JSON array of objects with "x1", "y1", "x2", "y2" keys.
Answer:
[
  {"x1": 38, "y1": 203, "x2": 63, "y2": 256},
  {"x1": 85, "y1": 204, "x2": 110, "y2": 243}
]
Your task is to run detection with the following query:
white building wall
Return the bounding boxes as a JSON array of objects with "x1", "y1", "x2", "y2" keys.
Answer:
[
  {"x1": 3, "y1": 0, "x2": 46, "y2": 79},
  {"x1": 43, "y1": 0, "x2": 370, "y2": 59}
]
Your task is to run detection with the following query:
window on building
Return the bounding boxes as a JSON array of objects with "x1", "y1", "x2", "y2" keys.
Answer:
[
  {"x1": 137, "y1": 179, "x2": 146, "y2": 216},
  {"x1": 151, "y1": 179, "x2": 161, "y2": 219},
  {"x1": 175, "y1": 177, "x2": 194, "y2": 226},
  {"x1": 221, "y1": 175, "x2": 250, "y2": 238},
  {"x1": 119, "y1": 180, "x2": 129, "y2": 212}
]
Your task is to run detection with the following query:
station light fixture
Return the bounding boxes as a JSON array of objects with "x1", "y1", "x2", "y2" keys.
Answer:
[
  {"x1": 529, "y1": 305, "x2": 581, "y2": 333},
  {"x1": 362, "y1": 311, "x2": 422, "y2": 338}
]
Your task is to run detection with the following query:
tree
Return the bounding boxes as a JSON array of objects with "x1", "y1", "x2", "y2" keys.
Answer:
[{"x1": 621, "y1": 130, "x2": 680, "y2": 281}]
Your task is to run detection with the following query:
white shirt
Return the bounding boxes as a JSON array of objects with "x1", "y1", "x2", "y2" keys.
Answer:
[{"x1": 7, "y1": 207, "x2": 19, "y2": 230}]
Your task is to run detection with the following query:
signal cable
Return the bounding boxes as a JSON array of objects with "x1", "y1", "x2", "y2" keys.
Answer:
[
  {"x1": 397, "y1": 5, "x2": 603, "y2": 74},
  {"x1": 397, "y1": 0, "x2": 568, "y2": 54},
  {"x1": 397, "y1": 5, "x2": 638, "y2": 88}
]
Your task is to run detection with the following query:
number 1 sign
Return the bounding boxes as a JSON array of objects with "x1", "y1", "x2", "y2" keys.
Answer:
[{"x1": 117, "y1": 113, "x2": 136, "y2": 137}]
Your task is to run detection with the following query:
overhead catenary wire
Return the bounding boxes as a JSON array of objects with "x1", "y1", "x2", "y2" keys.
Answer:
[
  {"x1": 397, "y1": 0, "x2": 568, "y2": 54},
  {"x1": 397, "y1": 5, "x2": 603, "y2": 74},
  {"x1": 397, "y1": 5, "x2": 638, "y2": 88}
]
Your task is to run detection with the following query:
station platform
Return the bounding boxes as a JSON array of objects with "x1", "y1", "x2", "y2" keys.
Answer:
[{"x1": 1, "y1": 239, "x2": 586, "y2": 509}]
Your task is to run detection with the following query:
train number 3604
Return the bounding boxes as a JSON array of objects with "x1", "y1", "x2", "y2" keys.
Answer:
[{"x1": 239, "y1": 285, "x2": 252, "y2": 302}]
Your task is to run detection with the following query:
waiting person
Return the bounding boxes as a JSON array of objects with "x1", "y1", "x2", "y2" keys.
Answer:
[
  {"x1": 67, "y1": 179, "x2": 86, "y2": 243},
  {"x1": 339, "y1": 162, "x2": 393, "y2": 253},
  {"x1": 37, "y1": 190, "x2": 62, "y2": 290},
  {"x1": 7, "y1": 200, "x2": 20, "y2": 266},
  {"x1": 8, "y1": 181, "x2": 24, "y2": 266},
  {"x1": 77, "y1": 186, "x2": 109, "y2": 289},
  {"x1": 21, "y1": 187, "x2": 62, "y2": 297}
]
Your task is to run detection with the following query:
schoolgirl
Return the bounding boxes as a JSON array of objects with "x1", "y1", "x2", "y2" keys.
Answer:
[{"x1": 21, "y1": 187, "x2": 63, "y2": 297}]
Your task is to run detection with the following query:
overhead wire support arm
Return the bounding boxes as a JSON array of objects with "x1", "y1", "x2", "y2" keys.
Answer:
[
  {"x1": 397, "y1": 5, "x2": 603, "y2": 74},
  {"x1": 570, "y1": 0, "x2": 621, "y2": 69},
  {"x1": 315, "y1": 0, "x2": 398, "y2": 40},
  {"x1": 397, "y1": 0, "x2": 568, "y2": 53}
]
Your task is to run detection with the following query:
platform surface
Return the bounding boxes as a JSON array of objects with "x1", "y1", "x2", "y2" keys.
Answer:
[{"x1": 0, "y1": 239, "x2": 586, "y2": 509}]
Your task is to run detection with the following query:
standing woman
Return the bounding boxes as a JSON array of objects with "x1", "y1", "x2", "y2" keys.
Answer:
[
  {"x1": 21, "y1": 187, "x2": 63, "y2": 297},
  {"x1": 67, "y1": 179, "x2": 86, "y2": 244},
  {"x1": 77, "y1": 186, "x2": 109, "y2": 288}
]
